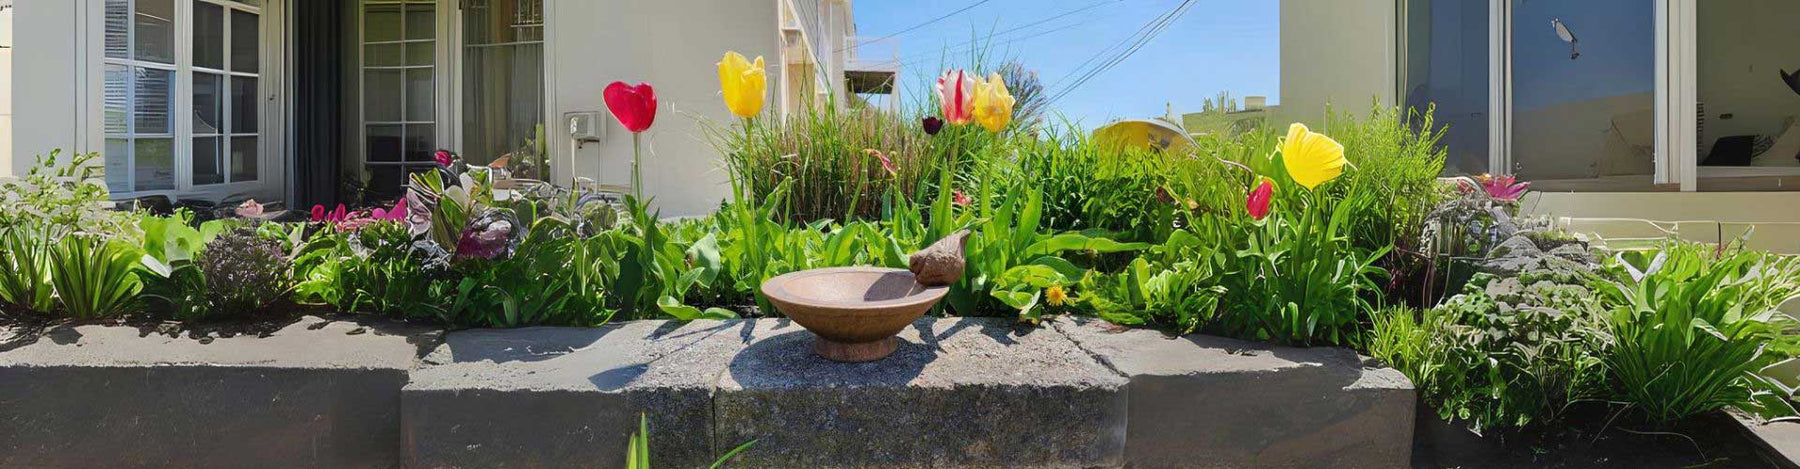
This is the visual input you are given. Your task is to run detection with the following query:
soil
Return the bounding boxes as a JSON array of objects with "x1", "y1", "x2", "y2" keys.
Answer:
[{"x1": 1415, "y1": 405, "x2": 1785, "y2": 469}]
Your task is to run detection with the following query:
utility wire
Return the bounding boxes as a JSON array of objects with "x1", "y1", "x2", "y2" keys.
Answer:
[
  {"x1": 899, "y1": 0, "x2": 1125, "y2": 63},
  {"x1": 897, "y1": 19, "x2": 1090, "y2": 70},
  {"x1": 838, "y1": 0, "x2": 995, "y2": 52},
  {"x1": 1045, "y1": 0, "x2": 1196, "y2": 105}
]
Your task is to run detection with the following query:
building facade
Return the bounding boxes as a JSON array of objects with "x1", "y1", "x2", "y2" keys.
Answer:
[
  {"x1": 1280, "y1": 0, "x2": 1800, "y2": 252},
  {"x1": 7, "y1": 0, "x2": 870, "y2": 217}
]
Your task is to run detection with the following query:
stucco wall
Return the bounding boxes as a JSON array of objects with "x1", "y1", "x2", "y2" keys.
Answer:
[
  {"x1": 547, "y1": 0, "x2": 781, "y2": 217},
  {"x1": 9, "y1": 0, "x2": 98, "y2": 177},
  {"x1": 1278, "y1": 0, "x2": 1396, "y2": 126}
]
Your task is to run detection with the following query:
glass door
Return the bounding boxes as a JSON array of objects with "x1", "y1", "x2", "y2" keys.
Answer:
[
  {"x1": 1507, "y1": 0, "x2": 1658, "y2": 191},
  {"x1": 459, "y1": 0, "x2": 545, "y2": 180},
  {"x1": 358, "y1": 0, "x2": 438, "y2": 198}
]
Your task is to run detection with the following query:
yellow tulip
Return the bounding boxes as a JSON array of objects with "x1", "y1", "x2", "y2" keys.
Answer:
[
  {"x1": 717, "y1": 51, "x2": 766, "y2": 118},
  {"x1": 971, "y1": 73, "x2": 1015, "y2": 133},
  {"x1": 1280, "y1": 123, "x2": 1347, "y2": 190}
]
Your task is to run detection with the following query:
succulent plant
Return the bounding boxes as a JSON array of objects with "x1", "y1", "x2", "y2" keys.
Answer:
[{"x1": 455, "y1": 208, "x2": 523, "y2": 260}]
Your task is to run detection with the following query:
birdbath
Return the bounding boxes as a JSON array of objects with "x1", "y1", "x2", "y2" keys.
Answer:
[{"x1": 759, "y1": 231, "x2": 970, "y2": 362}]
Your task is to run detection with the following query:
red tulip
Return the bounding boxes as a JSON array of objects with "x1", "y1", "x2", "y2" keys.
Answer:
[
  {"x1": 603, "y1": 81, "x2": 657, "y2": 133},
  {"x1": 1246, "y1": 179, "x2": 1273, "y2": 221}
]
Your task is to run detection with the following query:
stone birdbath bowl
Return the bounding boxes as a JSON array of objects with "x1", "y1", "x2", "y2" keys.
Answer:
[{"x1": 759, "y1": 231, "x2": 970, "y2": 362}]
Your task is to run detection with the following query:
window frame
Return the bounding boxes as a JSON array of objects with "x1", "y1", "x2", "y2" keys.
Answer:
[
  {"x1": 102, "y1": 0, "x2": 273, "y2": 199},
  {"x1": 356, "y1": 0, "x2": 443, "y2": 189}
]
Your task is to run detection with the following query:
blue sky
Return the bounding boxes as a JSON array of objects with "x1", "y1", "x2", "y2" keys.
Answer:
[{"x1": 850, "y1": 0, "x2": 1280, "y2": 128}]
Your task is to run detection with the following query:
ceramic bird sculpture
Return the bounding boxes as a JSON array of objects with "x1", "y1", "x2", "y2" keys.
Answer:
[
  {"x1": 1552, "y1": 18, "x2": 1579, "y2": 60},
  {"x1": 908, "y1": 230, "x2": 971, "y2": 287}
]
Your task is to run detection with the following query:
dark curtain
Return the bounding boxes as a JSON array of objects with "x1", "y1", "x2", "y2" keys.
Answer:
[{"x1": 293, "y1": 0, "x2": 342, "y2": 208}]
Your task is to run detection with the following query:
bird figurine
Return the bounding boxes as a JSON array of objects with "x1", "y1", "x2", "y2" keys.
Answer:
[
  {"x1": 1783, "y1": 68, "x2": 1800, "y2": 98},
  {"x1": 1552, "y1": 18, "x2": 1579, "y2": 60}
]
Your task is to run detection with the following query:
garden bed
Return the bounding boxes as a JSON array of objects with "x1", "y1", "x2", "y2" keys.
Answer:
[
  {"x1": 1413, "y1": 405, "x2": 1784, "y2": 468},
  {"x1": 0, "y1": 315, "x2": 1413, "y2": 468}
]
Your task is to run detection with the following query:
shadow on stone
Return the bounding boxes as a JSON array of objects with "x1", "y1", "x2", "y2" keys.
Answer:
[{"x1": 726, "y1": 328, "x2": 933, "y2": 388}]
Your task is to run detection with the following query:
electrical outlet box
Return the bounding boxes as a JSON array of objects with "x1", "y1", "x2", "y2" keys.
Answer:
[{"x1": 565, "y1": 111, "x2": 603, "y2": 146}]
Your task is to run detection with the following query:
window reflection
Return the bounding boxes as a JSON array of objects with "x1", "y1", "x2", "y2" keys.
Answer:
[
  {"x1": 1402, "y1": 0, "x2": 1490, "y2": 175},
  {"x1": 1511, "y1": 0, "x2": 1656, "y2": 189}
]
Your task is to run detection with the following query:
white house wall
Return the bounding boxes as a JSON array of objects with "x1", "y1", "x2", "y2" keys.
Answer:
[
  {"x1": 546, "y1": 0, "x2": 782, "y2": 217},
  {"x1": 9, "y1": 0, "x2": 99, "y2": 177},
  {"x1": 1278, "y1": 0, "x2": 1397, "y2": 126}
]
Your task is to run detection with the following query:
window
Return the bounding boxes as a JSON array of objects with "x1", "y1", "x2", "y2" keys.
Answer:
[
  {"x1": 1401, "y1": 0, "x2": 1490, "y2": 176},
  {"x1": 1510, "y1": 0, "x2": 1656, "y2": 187},
  {"x1": 104, "y1": 0, "x2": 263, "y2": 195},
  {"x1": 461, "y1": 0, "x2": 544, "y2": 179},
  {"x1": 360, "y1": 0, "x2": 437, "y2": 196}
]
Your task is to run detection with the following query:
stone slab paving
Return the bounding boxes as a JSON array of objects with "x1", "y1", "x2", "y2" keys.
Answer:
[
  {"x1": 0, "y1": 316, "x2": 438, "y2": 469},
  {"x1": 1053, "y1": 317, "x2": 1416, "y2": 469},
  {"x1": 713, "y1": 317, "x2": 1130, "y2": 468}
]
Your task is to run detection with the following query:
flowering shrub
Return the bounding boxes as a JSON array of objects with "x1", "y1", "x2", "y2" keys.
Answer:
[{"x1": 196, "y1": 228, "x2": 291, "y2": 316}]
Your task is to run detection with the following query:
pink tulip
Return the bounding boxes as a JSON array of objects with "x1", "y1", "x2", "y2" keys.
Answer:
[
  {"x1": 936, "y1": 70, "x2": 977, "y2": 125},
  {"x1": 866, "y1": 149, "x2": 897, "y2": 176},
  {"x1": 953, "y1": 190, "x2": 972, "y2": 207}
]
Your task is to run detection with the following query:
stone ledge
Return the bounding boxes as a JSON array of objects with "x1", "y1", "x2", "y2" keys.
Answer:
[
  {"x1": 714, "y1": 317, "x2": 1129, "y2": 468},
  {"x1": 1732, "y1": 411, "x2": 1800, "y2": 469},
  {"x1": 401, "y1": 319, "x2": 747, "y2": 468},
  {"x1": 0, "y1": 316, "x2": 1419, "y2": 468},
  {"x1": 1054, "y1": 317, "x2": 1416, "y2": 469},
  {"x1": 0, "y1": 316, "x2": 438, "y2": 469}
]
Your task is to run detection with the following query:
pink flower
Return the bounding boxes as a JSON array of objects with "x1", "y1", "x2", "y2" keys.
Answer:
[
  {"x1": 865, "y1": 149, "x2": 896, "y2": 176},
  {"x1": 236, "y1": 199, "x2": 264, "y2": 218},
  {"x1": 953, "y1": 190, "x2": 972, "y2": 207},
  {"x1": 936, "y1": 70, "x2": 977, "y2": 125},
  {"x1": 371, "y1": 197, "x2": 408, "y2": 221},
  {"x1": 311, "y1": 204, "x2": 349, "y2": 223},
  {"x1": 434, "y1": 149, "x2": 456, "y2": 167},
  {"x1": 1246, "y1": 179, "x2": 1273, "y2": 221},
  {"x1": 1478, "y1": 174, "x2": 1530, "y2": 201}
]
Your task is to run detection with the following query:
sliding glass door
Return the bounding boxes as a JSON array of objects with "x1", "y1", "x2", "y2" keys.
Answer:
[
  {"x1": 1509, "y1": 0, "x2": 1658, "y2": 190},
  {"x1": 1400, "y1": 0, "x2": 1491, "y2": 176},
  {"x1": 460, "y1": 0, "x2": 545, "y2": 179},
  {"x1": 358, "y1": 0, "x2": 439, "y2": 198}
]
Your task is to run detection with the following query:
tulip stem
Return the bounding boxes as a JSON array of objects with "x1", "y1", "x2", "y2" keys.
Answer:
[{"x1": 631, "y1": 132, "x2": 643, "y2": 200}]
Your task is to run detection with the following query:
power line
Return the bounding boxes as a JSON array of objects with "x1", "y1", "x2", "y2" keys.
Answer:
[
  {"x1": 838, "y1": 0, "x2": 995, "y2": 52},
  {"x1": 1045, "y1": 0, "x2": 1196, "y2": 105},
  {"x1": 897, "y1": 19, "x2": 1089, "y2": 70},
  {"x1": 917, "y1": 0, "x2": 1124, "y2": 60}
]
